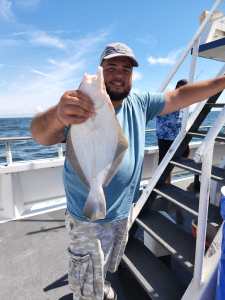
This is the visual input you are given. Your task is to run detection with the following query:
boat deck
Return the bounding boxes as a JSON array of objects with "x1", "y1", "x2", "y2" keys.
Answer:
[{"x1": 0, "y1": 209, "x2": 148, "y2": 300}]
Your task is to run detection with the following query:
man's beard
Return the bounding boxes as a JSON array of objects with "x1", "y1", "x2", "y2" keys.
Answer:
[{"x1": 106, "y1": 85, "x2": 131, "y2": 101}]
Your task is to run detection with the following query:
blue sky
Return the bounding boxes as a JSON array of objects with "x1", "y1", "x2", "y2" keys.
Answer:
[{"x1": 1, "y1": 0, "x2": 225, "y2": 116}]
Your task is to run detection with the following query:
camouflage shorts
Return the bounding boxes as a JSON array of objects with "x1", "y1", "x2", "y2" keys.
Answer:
[{"x1": 65, "y1": 212, "x2": 129, "y2": 300}]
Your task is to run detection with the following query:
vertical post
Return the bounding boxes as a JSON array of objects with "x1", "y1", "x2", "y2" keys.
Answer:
[
  {"x1": 216, "y1": 186, "x2": 225, "y2": 300},
  {"x1": 189, "y1": 37, "x2": 200, "y2": 83},
  {"x1": 181, "y1": 37, "x2": 201, "y2": 134},
  {"x1": 57, "y1": 143, "x2": 64, "y2": 158},
  {"x1": 5, "y1": 141, "x2": 13, "y2": 165},
  {"x1": 194, "y1": 106, "x2": 225, "y2": 162},
  {"x1": 193, "y1": 145, "x2": 213, "y2": 286}
]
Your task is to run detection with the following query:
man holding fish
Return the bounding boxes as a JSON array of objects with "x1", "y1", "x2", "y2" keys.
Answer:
[{"x1": 31, "y1": 42, "x2": 225, "y2": 300}]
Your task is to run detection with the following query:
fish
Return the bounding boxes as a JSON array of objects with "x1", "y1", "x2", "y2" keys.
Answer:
[{"x1": 66, "y1": 66, "x2": 128, "y2": 221}]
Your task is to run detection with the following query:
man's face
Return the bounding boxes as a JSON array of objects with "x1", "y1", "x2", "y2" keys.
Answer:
[{"x1": 102, "y1": 57, "x2": 133, "y2": 101}]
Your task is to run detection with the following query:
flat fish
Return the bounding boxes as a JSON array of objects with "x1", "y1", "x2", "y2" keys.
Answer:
[{"x1": 66, "y1": 66, "x2": 128, "y2": 221}]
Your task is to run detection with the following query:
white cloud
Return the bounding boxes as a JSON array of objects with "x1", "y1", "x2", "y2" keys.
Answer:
[
  {"x1": 0, "y1": 60, "x2": 85, "y2": 116},
  {"x1": 132, "y1": 70, "x2": 142, "y2": 81},
  {"x1": 147, "y1": 49, "x2": 183, "y2": 66},
  {"x1": 0, "y1": 0, "x2": 41, "y2": 22},
  {"x1": 2, "y1": 30, "x2": 108, "y2": 52},
  {"x1": 148, "y1": 56, "x2": 175, "y2": 65},
  {"x1": 31, "y1": 69, "x2": 52, "y2": 78},
  {"x1": 11, "y1": 31, "x2": 28, "y2": 36},
  {"x1": 1, "y1": 31, "x2": 66, "y2": 49},
  {"x1": 0, "y1": 0, "x2": 14, "y2": 21},
  {"x1": 0, "y1": 31, "x2": 109, "y2": 116},
  {"x1": 30, "y1": 31, "x2": 66, "y2": 49}
]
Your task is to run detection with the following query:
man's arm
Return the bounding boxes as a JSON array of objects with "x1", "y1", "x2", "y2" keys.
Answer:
[
  {"x1": 31, "y1": 90, "x2": 95, "y2": 145},
  {"x1": 161, "y1": 76, "x2": 225, "y2": 115},
  {"x1": 31, "y1": 105, "x2": 65, "y2": 145}
]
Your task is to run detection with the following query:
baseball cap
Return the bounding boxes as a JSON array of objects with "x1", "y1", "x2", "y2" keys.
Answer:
[{"x1": 100, "y1": 42, "x2": 139, "y2": 67}]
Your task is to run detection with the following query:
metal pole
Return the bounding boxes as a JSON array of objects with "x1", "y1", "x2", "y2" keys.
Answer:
[
  {"x1": 5, "y1": 141, "x2": 13, "y2": 164},
  {"x1": 189, "y1": 37, "x2": 201, "y2": 84},
  {"x1": 193, "y1": 146, "x2": 213, "y2": 285},
  {"x1": 194, "y1": 106, "x2": 225, "y2": 163},
  {"x1": 181, "y1": 37, "x2": 201, "y2": 134},
  {"x1": 57, "y1": 144, "x2": 64, "y2": 158},
  {"x1": 157, "y1": 0, "x2": 223, "y2": 93}
]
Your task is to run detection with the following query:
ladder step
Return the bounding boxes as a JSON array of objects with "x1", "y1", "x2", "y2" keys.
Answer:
[
  {"x1": 136, "y1": 209, "x2": 195, "y2": 271},
  {"x1": 153, "y1": 184, "x2": 198, "y2": 217},
  {"x1": 170, "y1": 158, "x2": 225, "y2": 183},
  {"x1": 188, "y1": 131, "x2": 225, "y2": 143},
  {"x1": 123, "y1": 237, "x2": 184, "y2": 300},
  {"x1": 198, "y1": 38, "x2": 225, "y2": 62},
  {"x1": 106, "y1": 264, "x2": 150, "y2": 300},
  {"x1": 152, "y1": 184, "x2": 221, "y2": 222},
  {"x1": 205, "y1": 103, "x2": 225, "y2": 108}
]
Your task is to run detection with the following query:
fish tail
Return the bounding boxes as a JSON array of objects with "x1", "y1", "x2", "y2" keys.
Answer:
[{"x1": 83, "y1": 184, "x2": 106, "y2": 221}]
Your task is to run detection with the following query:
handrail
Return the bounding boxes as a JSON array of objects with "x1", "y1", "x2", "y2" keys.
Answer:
[
  {"x1": 0, "y1": 135, "x2": 64, "y2": 165},
  {"x1": 0, "y1": 124, "x2": 222, "y2": 165},
  {"x1": 193, "y1": 147, "x2": 214, "y2": 287},
  {"x1": 0, "y1": 136, "x2": 33, "y2": 142},
  {"x1": 192, "y1": 105, "x2": 225, "y2": 285},
  {"x1": 194, "y1": 106, "x2": 225, "y2": 162},
  {"x1": 130, "y1": 0, "x2": 225, "y2": 296},
  {"x1": 146, "y1": 125, "x2": 220, "y2": 133}
]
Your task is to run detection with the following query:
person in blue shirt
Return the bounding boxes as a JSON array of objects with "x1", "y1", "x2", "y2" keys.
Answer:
[
  {"x1": 156, "y1": 79, "x2": 200, "y2": 190},
  {"x1": 156, "y1": 79, "x2": 190, "y2": 185},
  {"x1": 31, "y1": 42, "x2": 225, "y2": 300}
]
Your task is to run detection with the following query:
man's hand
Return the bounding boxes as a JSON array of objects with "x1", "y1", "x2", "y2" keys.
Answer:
[
  {"x1": 56, "y1": 90, "x2": 95, "y2": 126},
  {"x1": 31, "y1": 90, "x2": 95, "y2": 145}
]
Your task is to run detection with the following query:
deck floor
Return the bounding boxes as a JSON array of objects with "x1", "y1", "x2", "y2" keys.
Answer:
[{"x1": 0, "y1": 209, "x2": 148, "y2": 300}]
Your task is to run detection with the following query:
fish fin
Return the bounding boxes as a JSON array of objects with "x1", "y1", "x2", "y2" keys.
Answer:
[
  {"x1": 104, "y1": 122, "x2": 129, "y2": 186},
  {"x1": 83, "y1": 183, "x2": 106, "y2": 221},
  {"x1": 97, "y1": 66, "x2": 114, "y2": 110},
  {"x1": 66, "y1": 129, "x2": 90, "y2": 188},
  {"x1": 97, "y1": 66, "x2": 103, "y2": 91},
  {"x1": 78, "y1": 73, "x2": 86, "y2": 91}
]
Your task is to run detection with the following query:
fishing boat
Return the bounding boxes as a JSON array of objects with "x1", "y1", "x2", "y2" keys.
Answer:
[{"x1": 1, "y1": 1, "x2": 225, "y2": 299}]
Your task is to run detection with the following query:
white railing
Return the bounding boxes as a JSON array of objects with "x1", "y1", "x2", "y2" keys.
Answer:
[
  {"x1": 131, "y1": 0, "x2": 225, "y2": 298},
  {"x1": 0, "y1": 126, "x2": 216, "y2": 165},
  {"x1": 133, "y1": 0, "x2": 224, "y2": 223},
  {"x1": 0, "y1": 136, "x2": 32, "y2": 165},
  {"x1": 193, "y1": 105, "x2": 225, "y2": 286},
  {"x1": 0, "y1": 136, "x2": 64, "y2": 165}
]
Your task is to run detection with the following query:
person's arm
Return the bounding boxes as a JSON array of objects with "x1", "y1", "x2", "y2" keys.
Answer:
[
  {"x1": 31, "y1": 90, "x2": 95, "y2": 145},
  {"x1": 161, "y1": 76, "x2": 225, "y2": 115}
]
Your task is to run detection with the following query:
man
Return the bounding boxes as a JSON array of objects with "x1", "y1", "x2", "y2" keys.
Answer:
[
  {"x1": 156, "y1": 79, "x2": 190, "y2": 185},
  {"x1": 31, "y1": 42, "x2": 225, "y2": 300}
]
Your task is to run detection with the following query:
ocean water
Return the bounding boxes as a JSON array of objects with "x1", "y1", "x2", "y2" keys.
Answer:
[{"x1": 0, "y1": 111, "x2": 219, "y2": 165}]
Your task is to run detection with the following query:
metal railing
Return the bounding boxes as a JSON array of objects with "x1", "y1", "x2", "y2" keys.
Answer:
[
  {"x1": 0, "y1": 136, "x2": 64, "y2": 165},
  {"x1": 131, "y1": 0, "x2": 225, "y2": 298},
  {"x1": 193, "y1": 105, "x2": 225, "y2": 286},
  {"x1": 0, "y1": 126, "x2": 218, "y2": 166}
]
